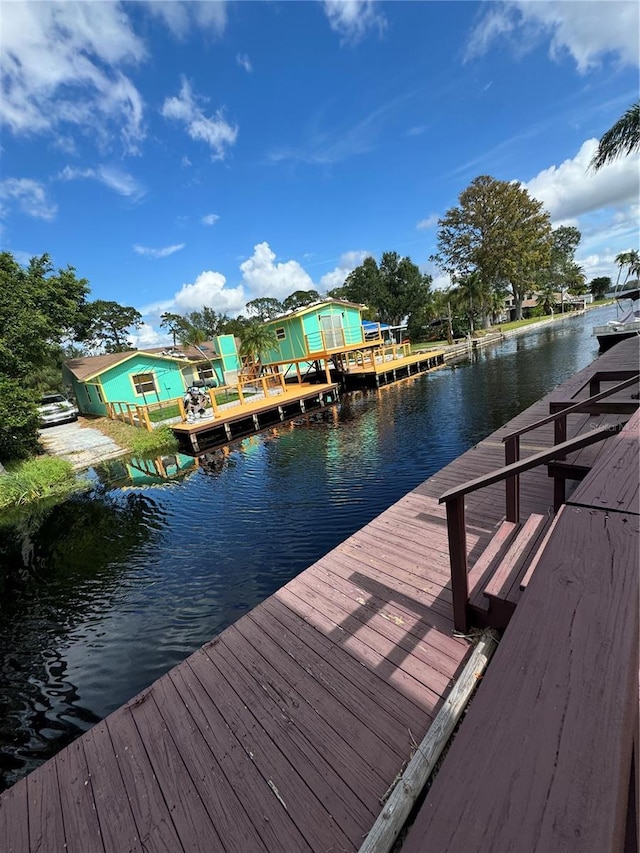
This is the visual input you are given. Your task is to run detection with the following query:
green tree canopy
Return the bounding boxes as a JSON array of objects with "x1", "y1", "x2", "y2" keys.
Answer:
[
  {"x1": 282, "y1": 290, "x2": 321, "y2": 312},
  {"x1": 343, "y1": 252, "x2": 432, "y2": 329},
  {"x1": 83, "y1": 300, "x2": 142, "y2": 353},
  {"x1": 0, "y1": 252, "x2": 89, "y2": 379},
  {"x1": 237, "y1": 322, "x2": 278, "y2": 365},
  {"x1": 614, "y1": 250, "x2": 640, "y2": 289},
  {"x1": 245, "y1": 297, "x2": 284, "y2": 321},
  {"x1": 432, "y1": 175, "x2": 553, "y2": 320},
  {"x1": 589, "y1": 276, "x2": 612, "y2": 300}
]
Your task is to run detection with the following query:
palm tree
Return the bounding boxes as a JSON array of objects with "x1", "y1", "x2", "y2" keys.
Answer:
[
  {"x1": 590, "y1": 101, "x2": 640, "y2": 171},
  {"x1": 238, "y1": 322, "x2": 278, "y2": 374},
  {"x1": 614, "y1": 250, "x2": 640, "y2": 290}
]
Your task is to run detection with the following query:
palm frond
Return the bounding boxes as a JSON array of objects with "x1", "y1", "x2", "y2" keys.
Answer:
[{"x1": 590, "y1": 101, "x2": 640, "y2": 171}]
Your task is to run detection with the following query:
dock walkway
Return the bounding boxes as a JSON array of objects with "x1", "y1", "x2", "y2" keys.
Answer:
[{"x1": 1, "y1": 340, "x2": 637, "y2": 852}]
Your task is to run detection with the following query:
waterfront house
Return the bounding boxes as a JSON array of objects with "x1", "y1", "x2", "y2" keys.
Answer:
[
  {"x1": 63, "y1": 336, "x2": 241, "y2": 416},
  {"x1": 260, "y1": 298, "x2": 371, "y2": 366}
]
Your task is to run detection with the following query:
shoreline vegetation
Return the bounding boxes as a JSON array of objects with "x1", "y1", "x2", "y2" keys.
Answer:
[
  {"x1": 0, "y1": 303, "x2": 611, "y2": 512},
  {"x1": 0, "y1": 424, "x2": 178, "y2": 512}
]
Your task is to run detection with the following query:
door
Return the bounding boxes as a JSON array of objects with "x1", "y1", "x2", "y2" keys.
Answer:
[{"x1": 320, "y1": 314, "x2": 345, "y2": 350}]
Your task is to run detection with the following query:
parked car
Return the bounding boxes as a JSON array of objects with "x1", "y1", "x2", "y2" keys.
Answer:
[{"x1": 38, "y1": 393, "x2": 79, "y2": 427}]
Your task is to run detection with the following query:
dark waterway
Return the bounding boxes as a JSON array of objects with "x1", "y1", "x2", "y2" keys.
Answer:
[{"x1": 0, "y1": 305, "x2": 617, "y2": 790}]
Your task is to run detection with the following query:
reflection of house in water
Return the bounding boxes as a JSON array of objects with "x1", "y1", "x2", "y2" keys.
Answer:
[{"x1": 97, "y1": 453, "x2": 199, "y2": 489}]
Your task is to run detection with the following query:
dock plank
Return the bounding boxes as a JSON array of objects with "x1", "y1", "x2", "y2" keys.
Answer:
[
  {"x1": 27, "y1": 759, "x2": 66, "y2": 853},
  {"x1": 81, "y1": 722, "x2": 143, "y2": 853},
  {"x1": 56, "y1": 738, "x2": 104, "y2": 853},
  {"x1": 0, "y1": 779, "x2": 29, "y2": 853},
  {"x1": 189, "y1": 645, "x2": 359, "y2": 851},
  {"x1": 167, "y1": 664, "x2": 311, "y2": 853}
]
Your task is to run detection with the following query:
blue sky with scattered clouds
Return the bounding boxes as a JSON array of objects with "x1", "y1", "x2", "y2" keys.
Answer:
[{"x1": 1, "y1": 0, "x2": 638, "y2": 346}]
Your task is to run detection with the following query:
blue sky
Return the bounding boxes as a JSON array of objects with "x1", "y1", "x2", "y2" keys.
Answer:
[{"x1": 1, "y1": 0, "x2": 638, "y2": 347}]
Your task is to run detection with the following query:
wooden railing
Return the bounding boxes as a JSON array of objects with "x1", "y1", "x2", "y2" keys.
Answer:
[
  {"x1": 501, "y1": 372, "x2": 638, "y2": 521},
  {"x1": 438, "y1": 424, "x2": 624, "y2": 632}
]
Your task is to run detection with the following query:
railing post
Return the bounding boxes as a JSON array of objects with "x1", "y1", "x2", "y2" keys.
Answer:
[
  {"x1": 589, "y1": 373, "x2": 600, "y2": 397},
  {"x1": 554, "y1": 414, "x2": 567, "y2": 452},
  {"x1": 445, "y1": 497, "x2": 469, "y2": 633},
  {"x1": 505, "y1": 435, "x2": 520, "y2": 523}
]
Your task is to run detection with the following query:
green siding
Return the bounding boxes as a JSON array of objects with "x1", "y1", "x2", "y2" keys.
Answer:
[
  {"x1": 65, "y1": 336, "x2": 242, "y2": 415},
  {"x1": 263, "y1": 303, "x2": 364, "y2": 364}
]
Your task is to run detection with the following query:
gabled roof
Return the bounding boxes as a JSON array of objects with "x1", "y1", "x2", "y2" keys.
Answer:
[
  {"x1": 266, "y1": 298, "x2": 365, "y2": 324},
  {"x1": 65, "y1": 342, "x2": 220, "y2": 382}
]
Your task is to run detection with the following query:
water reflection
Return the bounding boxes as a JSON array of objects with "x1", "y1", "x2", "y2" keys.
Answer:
[{"x1": 0, "y1": 307, "x2": 614, "y2": 790}]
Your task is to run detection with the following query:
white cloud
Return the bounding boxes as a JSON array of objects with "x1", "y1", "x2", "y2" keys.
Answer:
[
  {"x1": 323, "y1": 1, "x2": 386, "y2": 44},
  {"x1": 134, "y1": 243, "x2": 186, "y2": 259},
  {"x1": 202, "y1": 213, "x2": 220, "y2": 226},
  {"x1": 524, "y1": 139, "x2": 640, "y2": 222},
  {"x1": 240, "y1": 242, "x2": 315, "y2": 300},
  {"x1": 146, "y1": 1, "x2": 228, "y2": 39},
  {"x1": 0, "y1": 178, "x2": 57, "y2": 220},
  {"x1": 417, "y1": 215, "x2": 439, "y2": 231},
  {"x1": 58, "y1": 165, "x2": 145, "y2": 200},
  {"x1": 174, "y1": 270, "x2": 246, "y2": 314},
  {"x1": 319, "y1": 250, "x2": 369, "y2": 292},
  {"x1": 1, "y1": 2, "x2": 146, "y2": 153},
  {"x1": 161, "y1": 77, "x2": 238, "y2": 160},
  {"x1": 466, "y1": 1, "x2": 639, "y2": 72},
  {"x1": 128, "y1": 322, "x2": 165, "y2": 350},
  {"x1": 236, "y1": 53, "x2": 252, "y2": 73}
]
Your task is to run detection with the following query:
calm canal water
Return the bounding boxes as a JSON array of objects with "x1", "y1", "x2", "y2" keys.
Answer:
[{"x1": 0, "y1": 305, "x2": 617, "y2": 790}]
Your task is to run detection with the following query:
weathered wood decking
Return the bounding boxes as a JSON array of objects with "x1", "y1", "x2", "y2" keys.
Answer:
[
  {"x1": 1, "y1": 339, "x2": 638, "y2": 852},
  {"x1": 402, "y1": 408, "x2": 639, "y2": 853}
]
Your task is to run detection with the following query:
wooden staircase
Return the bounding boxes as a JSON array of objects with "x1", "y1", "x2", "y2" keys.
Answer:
[{"x1": 467, "y1": 513, "x2": 549, "y2": 629}]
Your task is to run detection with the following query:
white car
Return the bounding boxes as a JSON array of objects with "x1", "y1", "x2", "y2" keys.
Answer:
[{"x1": 39, "y1": 393, "x2": 79, "y2": 427}]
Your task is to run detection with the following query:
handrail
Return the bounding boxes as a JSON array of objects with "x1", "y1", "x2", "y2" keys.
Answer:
[
  {"x1": 500, "y1": 372, "x2": 638, "y2": 521},
  {"x1": 502, "y1": 373, "x2": 639, "y2": 442},
  {"x1": 439, "y1": 422, "x2": 625, "y2": 632},
  {"x1": 439, "y1": 424, "x2": 623, "y2": 505}
]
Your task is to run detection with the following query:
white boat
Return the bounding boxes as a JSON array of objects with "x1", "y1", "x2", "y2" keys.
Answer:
[{"x1": 593, "y1": 287, "x2": 640, "y2": 351}]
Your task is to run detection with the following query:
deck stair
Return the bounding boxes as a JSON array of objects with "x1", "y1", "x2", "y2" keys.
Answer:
[{"x1": 468, "y1": 513, "x2": 549, "y2": 628}]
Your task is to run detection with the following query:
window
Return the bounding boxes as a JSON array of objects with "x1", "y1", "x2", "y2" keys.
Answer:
[
  {"x1": 197, "y1": 366, "x2": 215, "y2": 381},
  {"x1": 132, "y1": 373, "x2": 156, "y2": 395},
  {"x1": 275, "y1": 327, "x2": 286, "y2": 341}
]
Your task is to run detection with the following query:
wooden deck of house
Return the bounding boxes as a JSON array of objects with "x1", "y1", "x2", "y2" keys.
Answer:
[
  {"x1": 1, "y1": 340, "x2": 638, "y2": 852},
  {"x1": 335, "y1": 346, "x2": 446, "y2": 388},
  {"x1": 172, "y1": 380, "x2": 339, "y2": 453}
]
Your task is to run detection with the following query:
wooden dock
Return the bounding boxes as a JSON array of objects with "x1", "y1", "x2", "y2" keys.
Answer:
[
  {"x1": 337, "y1": 348, "x2": 446, "y2": 388},
  {"x1": 1, "y1": 339, "x2": 638, "y2": 852},
  {"x1": 172, "y1": 381, "x2": 339, "y2": 453}
]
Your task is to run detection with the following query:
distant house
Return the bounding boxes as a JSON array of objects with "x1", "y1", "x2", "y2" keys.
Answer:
[
  {"x1": 63, "y1": 336, "x2": 241, "y2": 416},
  {"x1": 504, "y1": 292, "x2": 593, "y2": 321},
  {"x1": 260, "y1": 299, "x2": 372, "y2": 366}
]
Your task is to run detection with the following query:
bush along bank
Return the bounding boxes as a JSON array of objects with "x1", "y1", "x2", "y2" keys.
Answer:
[{"x1": 0, "y1": 457, "x2": 88, "y2": 510}]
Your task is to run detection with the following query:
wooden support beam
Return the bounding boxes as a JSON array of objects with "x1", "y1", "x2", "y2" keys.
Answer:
[
  {"x1": 445, "y1": 497, "x2": 469, "y2": 633},
  {"x1": 358, "y1": 630, "x2": 499, "y2": 853}
]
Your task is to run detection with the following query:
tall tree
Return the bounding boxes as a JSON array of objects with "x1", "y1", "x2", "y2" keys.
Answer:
[
  {"x1": 589, "y1": 276, "x2": 612, "y2": 301},
  {"x1": 83, "y1": 300, "x2": 142, "y2": 353},
  {"x1": 245, "y1": 297, "x2": 284, "y2": 321},
  {"x1": 343, "y1": 253, "x2": 432, "y2": 328},
  {"x1": 590, "y1": 101, "x2": 640, "y2": 171},
  {"x1": 614, "y1": 250, "x2": 640, "y2": 289},
  {"x1": 432, "y1": 175, "x2": 553, "y2": 320},
  {"x1": 160, "y1": 312, "x2": 188, "y2": 346},
  {"x1": 546, "y1": 226, "x2": 583, "y2": 309},
  {"x1": 0, "y1": 252, "x2": 89, "y2": 461},
  {"x1": 282, "y1": 290, "x2": 320, "y2": 312},
  {"x1": 0, "y1": 252, "x2": 89, "y2": 379}
]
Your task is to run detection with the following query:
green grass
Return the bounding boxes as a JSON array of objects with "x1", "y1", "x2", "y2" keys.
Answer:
[
  {"x1": 148, "y1": 403, "x2": 181, "y2": 423},
  {"x1": 87, "y1": 418, "x2": 179, "y2": 455},
  {"x1": 0, "y1": 457, "x2": 86, "y2": 510}
]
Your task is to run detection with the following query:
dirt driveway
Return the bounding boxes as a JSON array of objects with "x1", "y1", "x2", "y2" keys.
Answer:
[{"x1": 39, "y1": 420, "x2": 126, "y2": 470}]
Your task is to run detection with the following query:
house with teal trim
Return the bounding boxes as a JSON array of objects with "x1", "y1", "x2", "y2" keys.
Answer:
[
  {"x1": 63, "y1": 336, "x2": 241, "y2": 416},
  {"x1": 259, "y1": 299, "x2": 374, "y2": 366}
]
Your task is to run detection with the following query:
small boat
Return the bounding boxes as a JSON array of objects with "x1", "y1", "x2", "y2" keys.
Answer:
[{"x1": 593, "y1": 287, "x2": 640, "y2": 351}]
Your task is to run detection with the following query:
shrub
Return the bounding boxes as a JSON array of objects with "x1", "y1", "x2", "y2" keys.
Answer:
[
  {"x1": 0, "y1": 377, "x2": 41, "y2": 462},
  {"x1": 0, "y1": 457, "x2": 83, "y2": 509}
]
